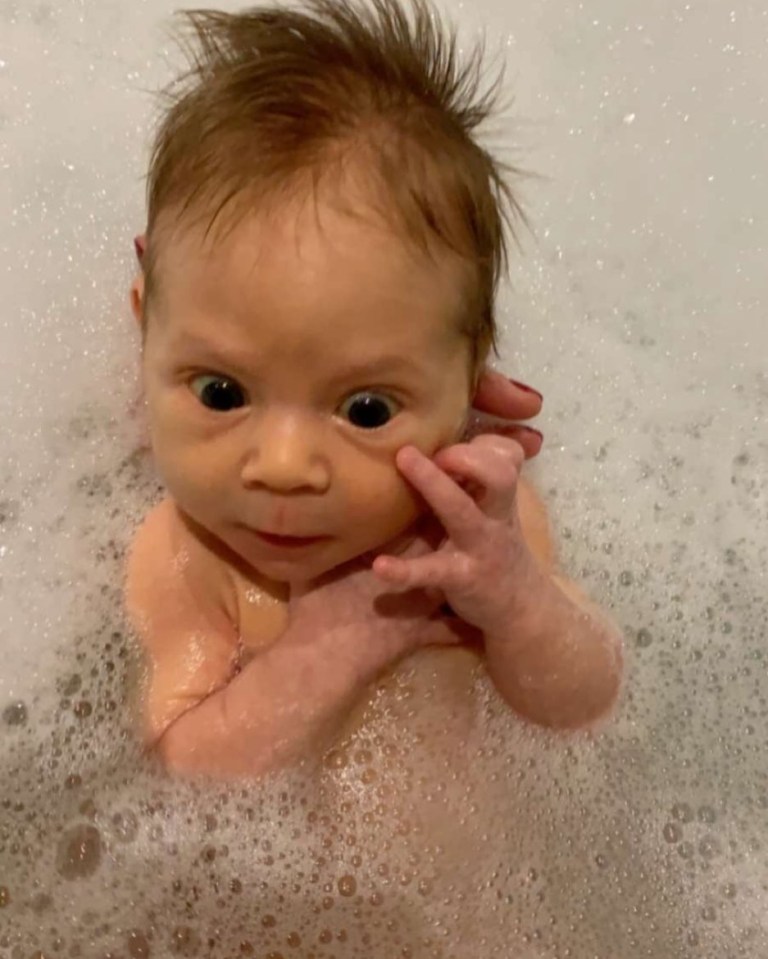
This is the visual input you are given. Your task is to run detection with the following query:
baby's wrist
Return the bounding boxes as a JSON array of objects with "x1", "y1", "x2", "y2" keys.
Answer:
[
  {"x1": 480, "y1": 554, "x2": 553, "y2": 642},
  {"x1": 282, "y1": 606, "x2": 411, "y2": 688}
]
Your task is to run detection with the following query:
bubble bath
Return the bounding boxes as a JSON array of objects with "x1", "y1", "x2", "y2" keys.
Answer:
[{"x1": 1, "y1": 0, "x2": 767, "y2": 956}]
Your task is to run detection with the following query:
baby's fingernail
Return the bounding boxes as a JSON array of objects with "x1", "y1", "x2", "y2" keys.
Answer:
[
  {"x1": 523, "y1": 426, "x2": 544, "y2": 441},
  {"x1": 133, "y1": 236, "x2": 145, "y2": 261},
  {"x1": 508, "y1": 379, "x2": 543, "y2": 401}
]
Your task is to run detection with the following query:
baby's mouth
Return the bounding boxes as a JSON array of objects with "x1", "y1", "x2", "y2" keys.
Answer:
[{"x1": 251, "y1": 528, "x2": 332, "y2": 549}]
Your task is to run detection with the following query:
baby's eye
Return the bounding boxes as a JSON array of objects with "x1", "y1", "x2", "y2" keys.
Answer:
[
  {"x1": 190, "y1": 374, "x2": 247, "y2": 411},
  {"x1": 339, "y1": 391, "x2": 399, "y2": 430}
]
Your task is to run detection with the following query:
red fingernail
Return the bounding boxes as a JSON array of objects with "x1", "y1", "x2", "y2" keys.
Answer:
[
  {"x1": 523, "y1": 426, "x2": 544, "y2": 441},
  {"x1": 508, "y1": 379, "x2": 543, "y2": 401}
]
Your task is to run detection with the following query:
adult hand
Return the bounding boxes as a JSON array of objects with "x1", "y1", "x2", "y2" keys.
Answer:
[{"x1": 467, "y1": 367, "x2": 544, "y2": 459}]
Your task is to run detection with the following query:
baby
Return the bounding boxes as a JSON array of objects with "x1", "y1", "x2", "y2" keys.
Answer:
[{"x1": 125, "y1": 0, "x2": 624, "y2": 779}]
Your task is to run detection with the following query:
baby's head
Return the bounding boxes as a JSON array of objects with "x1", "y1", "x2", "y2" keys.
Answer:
[{"x1": 131, "y1": 0, "x2": 523, "y2": 583}]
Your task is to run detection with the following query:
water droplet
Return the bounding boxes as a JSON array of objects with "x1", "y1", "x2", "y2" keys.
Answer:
[
  {"x1": 126, "y1": 930, "x2": 150, "y2": 958},
  {"x1": 324, "y1": 749, "x2": 348, "y2": 770},
  {"x1": 698, "y1": 836, "x2": 721, "y2": 859},
  {"x1": 244, "y1": 586, "x2": 280, "y2": 607},
  {"x1": 56, "y1": 825, "x2": 102, "y2": 879},
  {"x1": 623, "y1": 112, "x2": 636, "y2": 125},
  {"x1": 30, "y1": 893, "x2": 52, "y2": 914},
  {"x1": 636, "y1": 628, "x2": 653, "y2": 648},
  {"x1": 57, "y1": 674, "x2": 82, "y2": 696},
  {"x1": 671, "y1": 802, "x2": 693, "y2": 823},
  {"x1": 663, "y1": 823, "x2": 682, "y2": 844},
  {"x1": 170, "y1": 927, "x2": 200, "y2": 956},
  {"x1": 338, "y1": 875, "x2": 357, "y2": 897},
  {"x1": 3, "y1": 702, "x2": 27, "y2": 726},
  {"x1": 111, "y1": 811, "x2": 138, "y2": 843}
]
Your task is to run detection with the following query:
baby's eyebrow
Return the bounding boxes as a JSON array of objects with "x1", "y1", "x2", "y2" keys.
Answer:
[
  {"x1": 174, "y1": 334, "x2": 424, "y2": 382},
  {"x1": 327, "y1": 355, "x2": 424, "y2": 382},
  {"x1": 173, "y1": 333, "x2": 244, "y2": 369}
]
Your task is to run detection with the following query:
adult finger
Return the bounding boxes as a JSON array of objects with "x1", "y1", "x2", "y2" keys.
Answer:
[
  {"x1": 471, "y1": 367, "x2": 543, "y2": 421},
  {"x1": 462, "y1": 413, "x2": 543, "y2": 459}
]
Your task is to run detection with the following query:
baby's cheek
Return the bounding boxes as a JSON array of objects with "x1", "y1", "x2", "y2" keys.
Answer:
[
  {"x1": 348, "y1": 477, "x2": 421, "y2": 549},
  {"x1": 152, "y1": 441, "x2": 216, "y2": 506}
]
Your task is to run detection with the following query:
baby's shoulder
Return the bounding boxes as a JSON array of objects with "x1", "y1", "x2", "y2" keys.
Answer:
[{"x1": 126, "y1": 498, "x2": 237, "y2": 625}]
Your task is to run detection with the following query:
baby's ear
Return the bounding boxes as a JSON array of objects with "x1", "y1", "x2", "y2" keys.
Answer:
[
  {"x1": 130, "y1": 272, "x2": 145, "y2": 328},
  {"x1": 130, "y1": 233, "x2": 148, "y2": 327},
  {"x1": 133, "y1": 233, "x2": 146, "y2": 262}
]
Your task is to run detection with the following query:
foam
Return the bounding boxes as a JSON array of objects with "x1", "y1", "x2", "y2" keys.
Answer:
[{"x1": 1, "y1": 0, "x2": 767, "y2": 955}]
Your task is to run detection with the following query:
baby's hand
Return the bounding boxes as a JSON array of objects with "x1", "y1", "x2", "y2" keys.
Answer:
[
  {"x1": 288, "y1": 522, "x2": 481, "y2": 675},
  {"x1": 372, "y1": 436, "x2": 534, "y2": 636}
]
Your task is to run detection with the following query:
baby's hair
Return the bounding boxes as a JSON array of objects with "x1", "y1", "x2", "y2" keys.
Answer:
[{"x1": 142, "y1": 0, "x2": 527, "y2": 374}]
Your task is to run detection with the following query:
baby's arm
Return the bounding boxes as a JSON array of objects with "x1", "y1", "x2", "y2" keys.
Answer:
[
  {"x1": 125, "y1": 501, "x2": 417, "y2": 779},
  {"x1": 125, "y1": 500, "x2": 241, "y2": 748},
  {"x1": 482, "y1": 479, "x2": 625, "y2": 731}
]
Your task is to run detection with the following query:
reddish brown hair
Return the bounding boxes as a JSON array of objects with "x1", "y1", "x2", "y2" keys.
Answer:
[{"x1": 141, "y1": 0, "x2": 526, "y2": 377}]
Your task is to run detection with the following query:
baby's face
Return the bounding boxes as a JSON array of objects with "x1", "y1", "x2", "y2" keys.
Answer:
[{"x1": 136, "y1": 196, "x2": 475, "y2": 585}]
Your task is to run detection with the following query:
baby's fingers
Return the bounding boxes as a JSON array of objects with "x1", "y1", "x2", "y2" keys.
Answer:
[
  {"x1": 372, "y1": 551, "x2": 458, "y2": 594},
  {"x1": 432, "y1": 437, "x2": 524, "y2": 522}
]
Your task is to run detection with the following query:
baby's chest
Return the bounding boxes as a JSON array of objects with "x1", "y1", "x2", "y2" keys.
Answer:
[{"x1": 234, "y1": 577, "x2": 290, "y2": 662}]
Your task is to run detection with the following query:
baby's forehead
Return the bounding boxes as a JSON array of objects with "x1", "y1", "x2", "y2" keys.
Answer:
[
  {"x1": 154, "y1": 160, "x2": 472, "y2": 269},
  {"x1": 155, "y1": 206, "x2": 468, "y2": 308}
]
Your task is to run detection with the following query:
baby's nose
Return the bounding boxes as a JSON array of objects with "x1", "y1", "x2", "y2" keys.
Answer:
[{"x1": 240, "y1": 417, "x2": 329, "y2": 493}]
